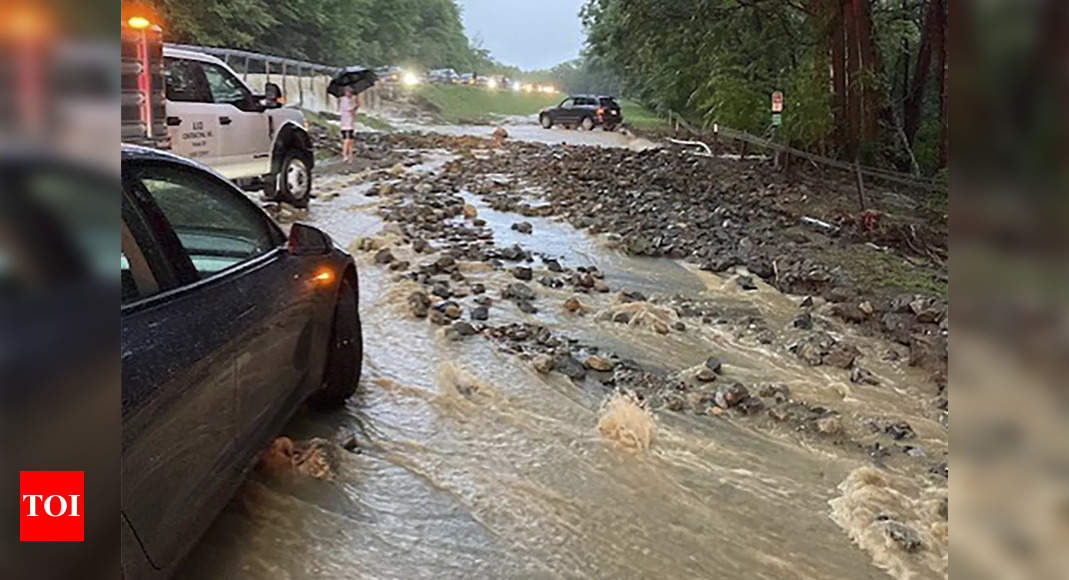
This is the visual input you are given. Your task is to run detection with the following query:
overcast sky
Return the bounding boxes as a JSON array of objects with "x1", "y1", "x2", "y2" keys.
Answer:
[{"x1": 455, "y1": 0, "x2": 587, "y2": 71}]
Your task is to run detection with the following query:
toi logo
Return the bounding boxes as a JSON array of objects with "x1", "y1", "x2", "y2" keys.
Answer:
[{"x1": 19, "y1": 471, "x2": 84, "y2": 541}]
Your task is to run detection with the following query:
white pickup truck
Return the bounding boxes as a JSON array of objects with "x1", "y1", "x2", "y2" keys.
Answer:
[{"x1": 122, "y1": 22, "x2": 315, "y2": 207}]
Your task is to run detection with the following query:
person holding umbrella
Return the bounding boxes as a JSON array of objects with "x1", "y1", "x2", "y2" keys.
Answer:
[
  {"x1": 339, "y1": 86, "x2": 360, "y2": 163},
  {"x1": 328, "y1": 66, "x2": 377, "y2": 164}
]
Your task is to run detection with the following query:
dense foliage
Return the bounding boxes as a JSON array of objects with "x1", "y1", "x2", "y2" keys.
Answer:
[
  {"x1": 147, "y1": 0, "x2": 500, "y2": 72},
  {"x1": 578, "y1": 0, "x2": 948, "y2": 174}
]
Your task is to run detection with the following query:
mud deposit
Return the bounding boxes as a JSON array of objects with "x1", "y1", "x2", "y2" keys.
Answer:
[{"x1": 179, "y1": 133, "x2": 947, "y2": 579}]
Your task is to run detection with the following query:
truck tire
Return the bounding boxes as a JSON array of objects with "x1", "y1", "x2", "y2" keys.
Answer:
[
  {"x1": 580, "y1": 116, "x2": 595, "y2": 131},
  {"x1": 540, "y1": 113, "x2": 553, "y2": 129},
  {"x1": 309, "y1": 278, "x2": 362, "y2": 408},
  {"x1": 275, "y1": 149, "x2": 312, "y2": 209}
]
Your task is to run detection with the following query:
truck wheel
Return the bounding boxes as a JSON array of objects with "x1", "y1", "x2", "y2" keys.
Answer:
[
  {"x1": 309, "y1": 278, "x2": 362, "y2": 408},
  {"x1": 540, "y1": 114, "x2": 553, "y2": 129},
  {"x1": 277, "y1": 149, "x2": 311, "y2": 209},
  {"x1": 580, "y1": 116, "x2": 595, "y2": 131}
]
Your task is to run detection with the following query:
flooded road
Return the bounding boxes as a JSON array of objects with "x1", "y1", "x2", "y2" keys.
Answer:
[{"x1": 179, "y1": 145, "x2": 947, "y2": 579}]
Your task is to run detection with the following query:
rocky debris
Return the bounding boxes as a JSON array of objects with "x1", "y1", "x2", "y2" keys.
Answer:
[
  {"x1": 611, "y1": 311, "x2": 632, "y2": 324},
  {"x1": 553, "y1": 354, "x2": 587, "y2": 381},
  {"x1": 532, "y1": 354, "x2": 554, "y2": 374},
  {"x1": 832, "y1": 302, "x2": 868, "y2": 323},
  {"x1": 823, "y1": 343, "x2": 860, "y2": 369},
  {"x1": 513, "y1": 266, "x2": 533, "y2": 281},
  {"x1": 470, "y1": 305, "x2": 489, "y2": 321},
  {"x1": 696, "y1": 368, "x2": 718, "y2": 382},
  {"x1": 714, "y1": 382, "x2": 749, "y2": 409},
  {"x1": 882, "y1": 519, "x2": 923, "y2": 553},
  {"x1": 543, "y1": 258, "x2": 563, "y2": 272},
  {"x1": 446, "y1": 321, "x2": 477, "y2": 340},
  {"x1": 757, "y1": 384, "x2": 790, "y2": 402},
  {"x1": 704, "y1": 356, "x2": 723, "y2": 373},
  {"x1": 815, "y1": 414, "x2": 843, "y2": 435},
  {"x1": 849, "y1": 366, "x2": 880, "y2": 385},
  {"x1": 735, "y1": 395, "x2": 765, "y2": 415},
  {"x1": 408, "y1": 291, "x2": 431, "y2": 318},
  {"x1": 511, "y1": 221, "x2": 533, "y2": 234},
  {"x1": 792, "y1": 311, "x2": 813, "y2": 330},
  {"x1": 884, "y1": 421, "x2": 917, "y2": 441},
  {"x1": 516, "y1": 300, "x2": 538, "y2": 314},
  {"x1": 563, "y1": 297, "x2": 584, "y2": 312},
  {"x1": 652, "y1": 321, "x2": 670, "y2": 335},
  {"x1": 735, "y1": 275, "x2": 758, "y2": 290},
  {"x1": 585, "y1": 355, "x2": 615, "y2": 371},
  {"x1": 462, "y1": 203, "x2": 478, "y2": 218},
  {"x1": 374, "y1": 248, "x2": 394, "y2": 264},
  {"x1": 503, "y1": 282, "x2": 534, "y2": 301}
]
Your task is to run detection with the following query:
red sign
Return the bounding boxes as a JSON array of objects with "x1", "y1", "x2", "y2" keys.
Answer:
[
  {"x1": 19, "y1": 471, "x2": 84, "y2": 541},
  {"x1": 771, "y1": 91, "x2": 783, "y2": 113}
]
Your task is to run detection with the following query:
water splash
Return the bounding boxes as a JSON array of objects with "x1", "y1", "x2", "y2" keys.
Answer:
[
  {"x1": 829, "y1": 466, "x2": 948, "y2": 580},
  {"x1": 597, "y1": 390, "x2": 656, "y2": 451}
]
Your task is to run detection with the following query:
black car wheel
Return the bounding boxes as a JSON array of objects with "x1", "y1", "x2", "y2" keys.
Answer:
[
  {"x1": 309, "y1": 278, "x2": 362, "y2": 407},
  {"x1": 275, "y1": 149, "x2": 312, "y2": 209},
  {"x1": 540, "y1": 113, "x2": 553, "y2": 129},
  {"x1": 580, "y1": 116, "x2": 595, "y2": 131}
]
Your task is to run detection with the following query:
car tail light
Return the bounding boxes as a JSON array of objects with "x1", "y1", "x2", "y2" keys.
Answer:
[{"x1": 596, "y1": 107, "x2": 604, "y2": 116}]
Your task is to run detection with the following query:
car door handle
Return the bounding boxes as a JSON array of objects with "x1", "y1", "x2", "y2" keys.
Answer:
[
  {"x1": 166, "y1": 116, "x2": 182, "y2": 126},
  {"x1": 219, "y1": 116, "x2": 232, "y2": 125}
]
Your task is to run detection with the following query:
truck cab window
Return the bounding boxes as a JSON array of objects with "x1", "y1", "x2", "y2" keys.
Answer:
[
  {"x1": 201, "y1": 63, "x2": 252, "y2": 108},
  {"x1": 163, "y1": 58, "x2": 209, "y2": 103}
]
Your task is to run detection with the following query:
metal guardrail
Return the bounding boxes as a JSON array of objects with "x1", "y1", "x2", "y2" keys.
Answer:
[
  {"x1": 665, "y1": 110, "x2": 948, "y2": 194},
  {"x1": 163, "y1": 43, "x2": 390, "y2": 114}
]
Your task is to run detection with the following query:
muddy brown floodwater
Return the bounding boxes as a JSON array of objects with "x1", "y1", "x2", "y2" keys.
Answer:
[{"x1": 178, "y1": 141, "x2": 947, "y2": 580}]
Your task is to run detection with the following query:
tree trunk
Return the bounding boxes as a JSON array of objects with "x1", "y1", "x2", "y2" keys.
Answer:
[
  {"x1": 854, "y1": 0, "x2": 879, "y2": 142},
  {"x1": 937, "y1": 0, "x2": 948, "y2": 167},
  {"x1": 844, "y1": 0, "x2": 861, "y2": 158},
  {"x1": 904, "y1": 0, "x2": 942, "y2": 146},
  {"x1": 829, "y1": 0, "x2": 849, "y2": 158}
]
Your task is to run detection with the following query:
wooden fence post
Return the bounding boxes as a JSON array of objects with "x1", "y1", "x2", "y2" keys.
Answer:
[{"x1": 854, "y1": 158, "x2": 868, "y2": 210}]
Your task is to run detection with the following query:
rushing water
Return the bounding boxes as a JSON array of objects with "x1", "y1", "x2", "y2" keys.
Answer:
[{"x1": 178, "y1": 152, "x2": 947, "y2": 580}]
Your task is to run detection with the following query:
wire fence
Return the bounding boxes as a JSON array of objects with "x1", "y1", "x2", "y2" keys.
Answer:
[{"x1": 664, "y1": 110, "x2": 948, "y2": 195}]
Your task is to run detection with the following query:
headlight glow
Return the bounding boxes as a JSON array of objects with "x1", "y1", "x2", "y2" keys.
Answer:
[{"x1": 401, "y1": 72, "x2": 420, "y2": 87}]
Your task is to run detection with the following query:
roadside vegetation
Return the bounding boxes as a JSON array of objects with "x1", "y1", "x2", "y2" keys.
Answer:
[{"x1": 412, "y1": 85, "x2": 564, "y2": 124}]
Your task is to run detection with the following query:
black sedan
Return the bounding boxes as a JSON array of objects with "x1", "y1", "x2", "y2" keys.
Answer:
[
  {"x1": 120, "y1": 145, "x2": 362, "y2": 578},
  {"x1": 538, "y1": 95, "x2": 622, "y2": 131}
]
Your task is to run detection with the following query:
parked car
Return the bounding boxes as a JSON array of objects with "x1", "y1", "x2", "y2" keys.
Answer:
[
  {"x1": 538, "y1": 95, "x2": 622, "y2": 131},
  {"x1": 122, "y1": 20, "x2": 315, "y2": 208},
  {"x1": 120, "y1": 145, "x2": 362, "y2": 578},
  {"x1": 427, "y1": 68, "x2": 459, "y2": 84},
  {"x1": 374, "y1": 65, "x2": 403, "y2": 84}
]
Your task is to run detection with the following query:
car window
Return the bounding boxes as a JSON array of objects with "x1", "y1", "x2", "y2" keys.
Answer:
[
  {"x1": 121, "y1": 221, "x2": 160, "y2": 304},
  {"x1": 138, "y1": 165, "x2": 277, "y2": 278},
  {"x1": 201, "y1": 63, "x2": 251, "y2": 106},
  {"x1": 560, "y1": 98, "x2": 574, "y2": 108},
  {"x1": 599, "y1": 97, "x2": 619, "y2": 108},
  {"x1": 164, "y1": 58, "x2": 209, "y2": 103}
]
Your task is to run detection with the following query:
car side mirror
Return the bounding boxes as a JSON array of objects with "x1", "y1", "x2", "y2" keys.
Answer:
[
  {"x1": 288, "y1": 223, "x2": 331, "y2": 255},
  {"x1": 264, "y1": 82, "x2": 283, "y2": 109}
]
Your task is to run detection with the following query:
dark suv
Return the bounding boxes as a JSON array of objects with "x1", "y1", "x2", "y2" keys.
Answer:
[{"x1": 539, "y1": 95, "x2": 622, "y2": 131}]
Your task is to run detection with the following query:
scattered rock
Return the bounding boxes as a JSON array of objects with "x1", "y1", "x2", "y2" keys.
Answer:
[
  {"x1": 793, "y1": 311, "x2": 813, "y2": 330},
  {"x1": 513, "y1": 266, "x2": 533, "y2": 280},
  {"x1": 532, "y1": 354, "x2": 554, "y2": 373},
  {"x1": 407, "y1": 291, "x2": 430, "y2": 318},
  {"x1": 563, "y1": 297, "x2": 583, "y2": 312},
  {"x1": 374, "y1": 248, "x2": 394, "y2": 264},
  {"x1": 736, "y1": 395, "x2": 765, "y2": 415},
  {"x1": 823, "y1": 343, "x2": 859, "y2": 369},
  {"x1": 612, "y1": 311, "x2": 632, "y2": 324},
  {"x1": 816, "y1": 414, "x2": 843, "y2": 435},
  {"x1": 704, "y1": 356, "x2": 723, "y2": 373},
  {"x1": 511, "y1": 221, "x2": 533, "y2": 234},
  {"x1": 653, "y1": 321, "x2": 670, "y2": 335},
  {"x1": 543, "y1": 258, "x2": 563, "y2": 272},
  {"x1": 470, "y1": 305, "x2": 489, "y2": 321},
  {"x1": 585, "y1": 355, "x2": 614, "y2": 371},
  {"x1": 504, "y1": 282, "x2": 535, "y2": 301},
  {"x1": 885, "y1": 421, "x2": 916, "y2": 441},
  {"x1": 446, "y1": 321, "x2": 476, "y2": 340},
  {"x1": 696, "y1": 367, "x2": 718, "y2": 382},
  {"x1": 736, "y1": 275, "x2": 758, "y2": 290},
  {"x1": 885, "y1": 521, "x2": 923, "y2": 553},
  {"x1": 516, "y1": 300, "x2": 538, "y2": 314},
  {"x1": 462, "y1": 203, "x2": 478, "y2": 218},
  {"x1": 849, "y1": 366, "x2": 880, "y2": 385},
  {"x1": 553, "y1": 354, "x2": 587, "y2": 381},
  {"x1": 714, "y1": 382, "x2": 749, "y2": 409}
]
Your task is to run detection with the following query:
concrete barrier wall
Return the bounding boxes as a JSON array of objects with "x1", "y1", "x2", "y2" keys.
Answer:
[{"x1": 244, "y1": 73, "x2": 387, "y2": 115}]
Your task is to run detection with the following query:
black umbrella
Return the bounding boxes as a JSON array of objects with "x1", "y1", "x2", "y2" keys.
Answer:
[{"x1": 327, "y1": 66, "x2": 377, "y2": 98}]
